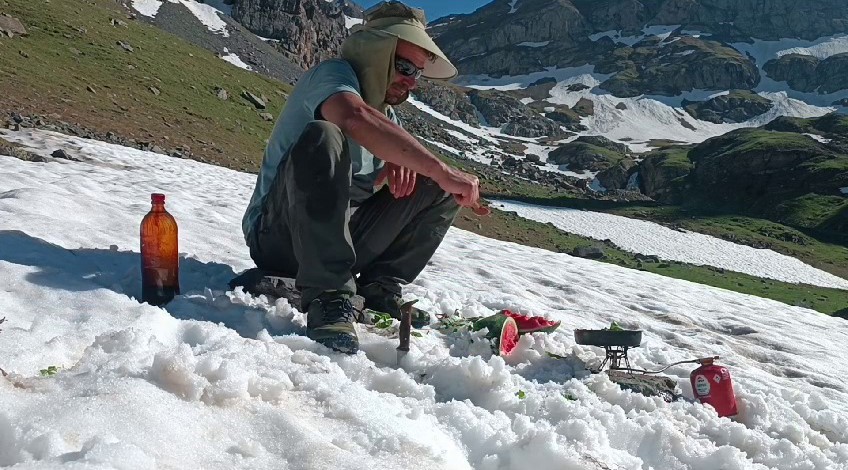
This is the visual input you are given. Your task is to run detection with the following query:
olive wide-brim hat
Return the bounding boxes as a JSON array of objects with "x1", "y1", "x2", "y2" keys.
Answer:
[{"x1": 350, "y1": 1, "x2": 458, "y2": 80}]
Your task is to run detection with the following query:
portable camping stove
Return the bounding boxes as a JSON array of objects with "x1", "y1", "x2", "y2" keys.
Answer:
[
  {"x1": 574, "y1": 328, "x2": 642, "y2": 373},
  {"x1": 574, "y1": 328, "x2": 716, "y2": 402}
]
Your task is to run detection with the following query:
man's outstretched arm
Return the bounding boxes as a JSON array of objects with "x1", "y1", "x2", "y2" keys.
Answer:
[{"x1": 320, "y1": 92, "x2": 480, "y2": 207}]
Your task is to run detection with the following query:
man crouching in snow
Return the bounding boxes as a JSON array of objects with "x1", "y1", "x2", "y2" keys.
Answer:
[{"x1": 240, "y1": 1, "x2": 481, "y2": 353}]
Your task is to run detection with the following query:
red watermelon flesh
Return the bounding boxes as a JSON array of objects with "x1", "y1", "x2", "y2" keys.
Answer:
[
  {"x1": 502, "y1": 310, "x2": 560, "y2": 334},
  {"x1": 499, "y1": 317, "x2": 519, "y2": 356}
]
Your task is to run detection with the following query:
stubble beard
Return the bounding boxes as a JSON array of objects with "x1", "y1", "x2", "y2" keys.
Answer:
[{"x1": 385, "y1": 85, "x2": 410, "y2": 106}]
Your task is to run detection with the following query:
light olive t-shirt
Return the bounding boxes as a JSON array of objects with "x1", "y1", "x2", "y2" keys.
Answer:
[{"x1": 242, "y1": 59, "x2": 398, "y2": 241}]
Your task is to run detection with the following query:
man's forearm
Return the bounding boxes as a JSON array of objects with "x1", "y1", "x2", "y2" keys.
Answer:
[{"x1": 339, "y1": 105, "x2": 449, "y2": 182}]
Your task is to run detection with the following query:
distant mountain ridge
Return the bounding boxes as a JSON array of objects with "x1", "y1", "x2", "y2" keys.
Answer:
[{"x1": 428, "y1": 0, "x2": 848, "y2": 96}]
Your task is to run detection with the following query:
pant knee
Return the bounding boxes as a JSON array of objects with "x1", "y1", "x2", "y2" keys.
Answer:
[{"x1": 289, "y1": 121, "x2": 350, "y2": 189}]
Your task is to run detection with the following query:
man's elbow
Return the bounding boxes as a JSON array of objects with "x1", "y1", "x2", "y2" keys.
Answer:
[{"x1": 336, "y1": 105, "x2": 377, "y2": 140}]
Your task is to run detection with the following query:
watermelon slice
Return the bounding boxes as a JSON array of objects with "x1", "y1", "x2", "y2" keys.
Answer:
[
  {"x1": 498, "y1": 317, "x2": 519, "y2": 356},
  {"x1": 471, "y1": 310, "x2": 561, "y2": 338},
  {"x1": 502, "y1": 310, "x2": 560, "y2": 334}
]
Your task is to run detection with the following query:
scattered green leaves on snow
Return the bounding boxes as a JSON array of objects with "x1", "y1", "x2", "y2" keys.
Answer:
[{"x1": 372, "y1": 313, "x2": 394, "y2": 329}]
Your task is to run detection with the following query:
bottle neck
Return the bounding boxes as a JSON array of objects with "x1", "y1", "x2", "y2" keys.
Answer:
[{"x1": 151, "y1": 203, "x2": 165, "y2": 212}]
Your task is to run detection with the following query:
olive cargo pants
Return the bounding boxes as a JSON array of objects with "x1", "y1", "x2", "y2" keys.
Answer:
[{"x1": 247, "y1": 121, "x2": 459, "y2": 308}]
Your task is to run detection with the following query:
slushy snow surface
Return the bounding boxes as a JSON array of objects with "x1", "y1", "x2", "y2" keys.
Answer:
[{"x1": 2, "y1": 129, "x2": 848, "y2": 469}]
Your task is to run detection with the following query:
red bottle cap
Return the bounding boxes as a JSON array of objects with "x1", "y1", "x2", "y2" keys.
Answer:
[{"x1": 151, "y1": 193, "x2": 165, "y2": 203}]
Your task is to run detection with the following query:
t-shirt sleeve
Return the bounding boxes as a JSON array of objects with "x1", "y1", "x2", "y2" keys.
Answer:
[{"x1": 301, "y1": 61, "x2": 361, "y2": 120}]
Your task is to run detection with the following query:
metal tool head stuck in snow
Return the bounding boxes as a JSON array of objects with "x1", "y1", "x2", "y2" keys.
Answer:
[{"x1": 396, "y1": 301, "x2": 413, "y2": 364}]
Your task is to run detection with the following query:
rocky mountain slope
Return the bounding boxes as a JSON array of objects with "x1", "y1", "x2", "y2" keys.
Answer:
[
  {"x1": 430, "y1": 0, "x2": 848, "y2": 97},
  {"x1": 636, "y1": 115, "x2": 848, "y2": 235},
  {"x1": 4, "y1": 0, "x2": 847, "y2": 239}
]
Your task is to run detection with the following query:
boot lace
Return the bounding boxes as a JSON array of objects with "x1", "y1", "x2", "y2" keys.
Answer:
[{"x1": 320, "y1": 297, "x2": 357, "y2": 324}]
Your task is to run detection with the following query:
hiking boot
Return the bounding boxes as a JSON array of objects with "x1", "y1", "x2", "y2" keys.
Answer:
[
  {"x1": 228, "y1": 268, "x2": 302, "y2": 306},
  {"x1": 359, "y1": 282, "x2": 432, "y2": 329},
  {"x1": 306, "y1": 292, "x2": 359, "y2": 354}
]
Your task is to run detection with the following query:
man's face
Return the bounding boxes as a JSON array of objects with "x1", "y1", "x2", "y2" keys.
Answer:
[{"x1": 385, "y1": 40, "x2": 428, "y2": 106}]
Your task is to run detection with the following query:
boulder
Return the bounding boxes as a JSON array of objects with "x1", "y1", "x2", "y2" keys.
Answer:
[
  {"x1": 241, "y1": 91, "x2": 266, "y2": 109},
  {"x1": 0, "y1": 15, "x2": 27, "y2": 38},
  {"x1": 572, "y1": 246, "x2": 605, "y2": 259}
]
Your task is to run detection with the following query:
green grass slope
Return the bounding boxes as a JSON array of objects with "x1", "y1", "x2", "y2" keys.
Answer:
[{"x1": 0, "y1": 0, "x2": 292, "y2": 171}]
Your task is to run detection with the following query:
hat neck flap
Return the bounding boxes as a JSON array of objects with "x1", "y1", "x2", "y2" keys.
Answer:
[{"x1": 340, "y1": 29, "x2": 398, "y2": 113}]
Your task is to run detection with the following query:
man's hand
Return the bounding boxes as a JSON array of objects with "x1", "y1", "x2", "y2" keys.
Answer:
[
  {"x1": 433, "y1": 166, "x2": 481, "y2": 209},
  {"x1": 375, "y1": 162, "x2": 417, "y2": 198}
]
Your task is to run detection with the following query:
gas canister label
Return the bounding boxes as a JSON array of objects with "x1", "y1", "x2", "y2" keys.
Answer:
[{"x1": 695, "y1": 375, "x2": 710, "y2": 396}]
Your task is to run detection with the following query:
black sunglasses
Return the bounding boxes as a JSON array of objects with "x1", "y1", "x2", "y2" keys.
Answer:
[{"x1": 394, "y1": 57, "x2": 423, "y2": 80}]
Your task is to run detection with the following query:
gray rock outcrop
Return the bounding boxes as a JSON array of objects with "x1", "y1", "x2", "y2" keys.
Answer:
[
  {"x1": 597, "y1": 37, "x2": 760, "y2": 97},
  {"x1": 636, "y1": 147, "x2": 694, "y2": 203},
  {"x1": 548, "y1": 136, "x2": 629, "y2": 172},
  {"x1": 412, "y1": 81, "x2": 480, "y2": 126},
  {"x1": 596, "y1": 158, "x2": 637, "y2": 190},
  {"x1": 232, "y1": 0, "x2": 348, "y2": 69},
  {"x1": 682, "y1": 90, "x2": 772, "y2": 123},
  {"x1": 764, "y1": 53, "x2": 848, "y2": 94},
  {"x1": 467, "y1": 89, "x2": 564, "y2": 138}
]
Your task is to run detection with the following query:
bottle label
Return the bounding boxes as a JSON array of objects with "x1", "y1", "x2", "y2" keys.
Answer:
[{"x1": 695, "y1": 375, "x2": 710, "y2": 396}]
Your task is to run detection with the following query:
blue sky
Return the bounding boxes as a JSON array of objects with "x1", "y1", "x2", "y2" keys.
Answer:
[{"x1": 358, "y1": 0, "x2": 493, "y2": 22}]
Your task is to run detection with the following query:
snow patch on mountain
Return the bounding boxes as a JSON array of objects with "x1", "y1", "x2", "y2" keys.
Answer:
[
  {"x1": 733, "y1": 35, "x2": 848, "y2": 67},
  {"x1": 455, "y1": 65, "x2": 607, "y2": 90},
  {"x1": 345, "y1": 15, "x2": 363, "y2": 29},
  {"x1": 407, "y1": 97, "x2": 497, "y2": 144},
  {"x1": 805, "y1": 133, "x2": 831, "y2": 143},
  {"x1": 220, "y1": 49, "x2": 253, "y2": 71},
  {"x1": 582, "y1": 91, "x2": 829, "y2": 152},
  {"x1": 492, "y1": 200, "x2": 848, "y2": 289},
  {"x1": 131, "y1": 0, "x2": 162, "y2": 17},
  {"x1": 773, "y1": 34, "x2": 848, "y2": 60},
  {"x1": 508, "y1": 0, "x2": 520, "y2": 14},
  {"x1": 518, "y1": 41, "x2": 550, "y2": 48},
  {"x1": 589, "y1": 25, "x2": 681, "y2": 46},
  {"x1": 680, "y1": 29, "x2": 711, "y2": 38},
  {"x1": 457, "y1": 66, "x2": 830, "y2": 152},
  {"x1": 131, "y1": 0, "x2": 229, "y2": 37}
]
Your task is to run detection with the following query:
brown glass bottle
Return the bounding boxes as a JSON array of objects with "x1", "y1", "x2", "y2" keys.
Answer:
[{"x1": 140, "y1": 193, "x2": 180, "y2": 305}]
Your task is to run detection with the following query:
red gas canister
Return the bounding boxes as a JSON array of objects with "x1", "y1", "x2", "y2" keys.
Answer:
[{"x1": 690, "y1": 357, "x2": 738, "y2": 417}]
